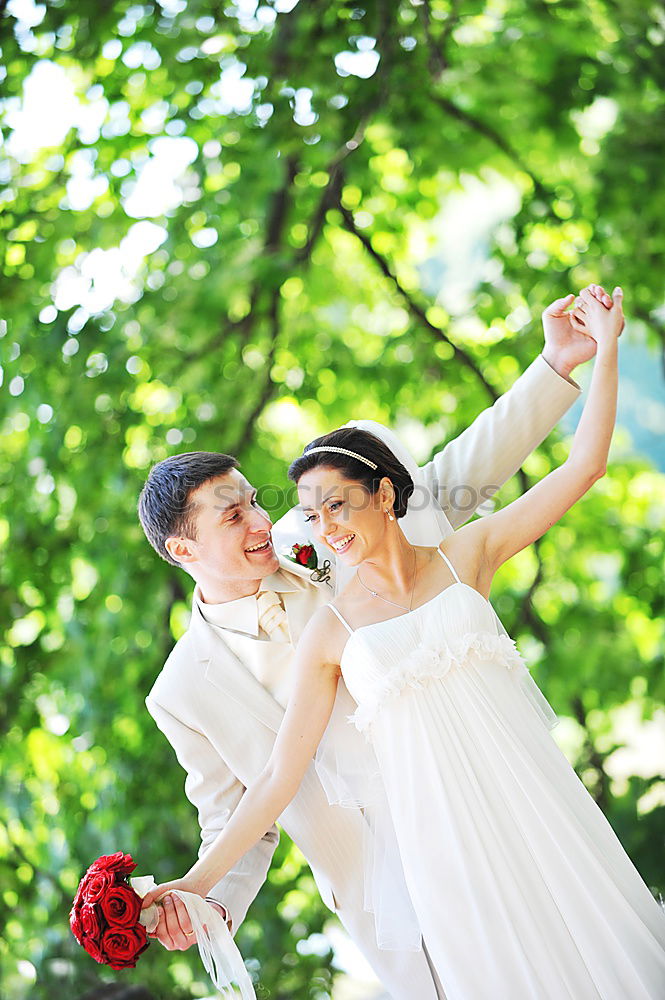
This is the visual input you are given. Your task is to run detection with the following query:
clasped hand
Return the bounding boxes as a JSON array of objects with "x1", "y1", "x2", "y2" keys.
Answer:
[
  {"x1": 571, "y1": 284, "x2": 624, "y2": 344},
  {"x1": 541, "y1": 282, "x2": 624, "y2": 378},
  {"x1": 141, "y1": 878, "x2": 226, "y2": 951}
]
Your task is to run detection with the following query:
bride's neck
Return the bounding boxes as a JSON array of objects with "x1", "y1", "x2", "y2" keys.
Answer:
[{"x1": 358, "y1": 529, "x2": 417, "y2": 594}]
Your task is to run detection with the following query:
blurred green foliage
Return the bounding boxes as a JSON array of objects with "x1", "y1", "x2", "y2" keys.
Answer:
[{"x1": 1, "y1": 0, "x2": 664, "y2": 997}]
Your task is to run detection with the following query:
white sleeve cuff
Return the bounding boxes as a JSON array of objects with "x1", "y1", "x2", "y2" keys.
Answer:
[
  {"x1": 205, "y1": 897, "x2": 231, "y2": 931},
  {"x1": 538, "y1": 351, "x2": 581, "y2": 392}
]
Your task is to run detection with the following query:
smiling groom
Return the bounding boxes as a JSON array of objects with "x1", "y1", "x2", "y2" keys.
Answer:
[{"x1": 137, "y1": 299, "x2": 597, "y2": 999}]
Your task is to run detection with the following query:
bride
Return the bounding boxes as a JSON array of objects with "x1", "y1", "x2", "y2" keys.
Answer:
[{"x1": 143, "y1": 286, "x2": 665, "y2": 997}]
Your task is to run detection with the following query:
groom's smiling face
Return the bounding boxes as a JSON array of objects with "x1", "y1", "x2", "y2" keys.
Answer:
[{"x1": 167, "y1": 469, "x2": 279, "y2": 600}]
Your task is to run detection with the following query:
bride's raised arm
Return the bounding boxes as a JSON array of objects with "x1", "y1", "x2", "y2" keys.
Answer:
[
  {"x1": 142, "y1": 609, "x2": 342, "y2": 907},
  {"x1": 464, "y1": 286, "x2": 623, "y2": 577}
]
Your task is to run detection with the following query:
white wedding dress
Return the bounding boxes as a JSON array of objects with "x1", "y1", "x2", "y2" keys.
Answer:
[{"x1": 326, "y1": 548, "x2": 665, "y2": 1000}]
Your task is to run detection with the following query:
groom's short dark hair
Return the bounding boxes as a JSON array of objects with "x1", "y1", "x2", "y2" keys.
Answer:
[{"x1": 138, "y1": 452, "x2": 238, "y2": 566}]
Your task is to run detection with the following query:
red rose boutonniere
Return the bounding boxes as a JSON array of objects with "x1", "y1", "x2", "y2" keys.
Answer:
[
  {"x1": 290, "y1": 543, "x2": 318, "y2": 569},
  {"x1": 285, "y1": 542, "x2": 332, "y2": 585}
]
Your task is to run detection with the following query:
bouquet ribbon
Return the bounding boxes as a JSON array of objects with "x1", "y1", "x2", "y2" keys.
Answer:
[{"x1": 131, "y1": 876, "x2": 256, "y2": 999}]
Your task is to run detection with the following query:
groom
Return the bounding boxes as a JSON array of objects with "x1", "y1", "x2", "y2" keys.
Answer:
[{"x1": 138, "y1": 294, "x2": 606, "y2": 998}]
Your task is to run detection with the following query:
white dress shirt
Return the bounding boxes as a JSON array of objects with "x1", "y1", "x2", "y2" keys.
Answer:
[{"x1": 194, "y1": 569, "x2": 304, "y2": 708}]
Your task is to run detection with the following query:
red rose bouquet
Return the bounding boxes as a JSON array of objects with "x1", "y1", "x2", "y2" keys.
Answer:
[
  {"x1": 72, "y1": 863, "x2": 256, "y2": 997},
  {"x1": 70, "y1": 852, "x2": 153, "y2": 970}
]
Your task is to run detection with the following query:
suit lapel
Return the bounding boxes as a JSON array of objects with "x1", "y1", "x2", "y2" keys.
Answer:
[
  {"x1": 190, "y1": 600, "x2": 284, "y2": 733},
  {"x1": 190, "y1": 560, "x2": 331, "y2": 732}
]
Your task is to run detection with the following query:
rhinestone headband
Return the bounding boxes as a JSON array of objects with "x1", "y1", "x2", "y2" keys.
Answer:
[{"x1": 304, "y1": 446, "x2": 378, "y2": 470}]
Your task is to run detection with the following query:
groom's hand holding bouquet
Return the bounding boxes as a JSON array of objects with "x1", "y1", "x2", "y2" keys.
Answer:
[{"x1": 147, "y1": 886, "x2": 229, "y2": 951}]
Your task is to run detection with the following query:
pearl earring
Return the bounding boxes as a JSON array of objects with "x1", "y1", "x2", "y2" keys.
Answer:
[{"x1": 386, "y1": 509, "x2": 395, "y2": 521}]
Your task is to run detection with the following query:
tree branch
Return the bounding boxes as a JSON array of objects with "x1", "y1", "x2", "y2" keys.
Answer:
[
  {"x1": 412, "y1": 8, "x2": 556, "y2": 206},
  {"x1": 296, "y1": 109, "x2": 376, "y2": 264},
  {"x1": 182, "y1": 154, "x2": 299, "y2": 364},
  {"x1": 229, "y1": 287, "x2": 282, "y2": 457},
  {"x1": 430, "y1": 93, "x2": 554, "y2": 204},
  {"x1": 418, "y1": 0, "x2": 461, "y2": 78},
  {"x1": 511, "y1": 534, "x2": 549, "y2": 643},
  {"x1": 337, "y1": 199, "x2": 500, "y2": 400}
]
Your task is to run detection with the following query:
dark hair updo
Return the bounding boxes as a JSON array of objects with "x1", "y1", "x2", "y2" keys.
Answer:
[{"x1": 288, "y1": 427, "x2": 414, "y2": 519}]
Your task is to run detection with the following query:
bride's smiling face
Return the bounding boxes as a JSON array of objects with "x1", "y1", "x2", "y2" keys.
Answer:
[{"x1": 298, "y1": 466, "x2": 394, "y2": 564}]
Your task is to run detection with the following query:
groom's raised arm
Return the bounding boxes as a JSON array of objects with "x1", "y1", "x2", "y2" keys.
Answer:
[{"x1": 420, "y1": 354, "x2": 580, "y2": 529}]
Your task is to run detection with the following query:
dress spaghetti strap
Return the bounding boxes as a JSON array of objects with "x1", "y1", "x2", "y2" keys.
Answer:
[
  {"x1": 327, "y1": 603, "x2": 354, "y2": 635},
  {"x1": 437, "y1": 546, "x2": 461, "y2": 584}
]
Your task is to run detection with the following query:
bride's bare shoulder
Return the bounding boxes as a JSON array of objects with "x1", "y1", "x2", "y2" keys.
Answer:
[{"x1": 299, "y1": 603, "x2": 350, "y2": 669}]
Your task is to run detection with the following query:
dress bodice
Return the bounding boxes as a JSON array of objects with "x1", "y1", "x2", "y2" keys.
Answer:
[{"x1": 328, "y1": 550, "x2": 526, "y2": 735}]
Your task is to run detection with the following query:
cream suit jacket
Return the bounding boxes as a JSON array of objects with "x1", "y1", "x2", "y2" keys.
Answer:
[{"x1": 146, "y1": 355, "x2": 580, "y2": 997}]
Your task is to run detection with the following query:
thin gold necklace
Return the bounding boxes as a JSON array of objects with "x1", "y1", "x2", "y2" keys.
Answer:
[{"x1": 357, "y1": 548, "x2": 418, "y2": 612}]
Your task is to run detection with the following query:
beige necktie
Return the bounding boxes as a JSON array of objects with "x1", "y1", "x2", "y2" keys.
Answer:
[{"x1": 257, "y1": 591, "x2": 291, "y2": 644}]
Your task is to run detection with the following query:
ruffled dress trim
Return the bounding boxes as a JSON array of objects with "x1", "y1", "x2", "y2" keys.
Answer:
[{"x1": 349, "y1": 630, "x2": 554, "y2": 736}]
